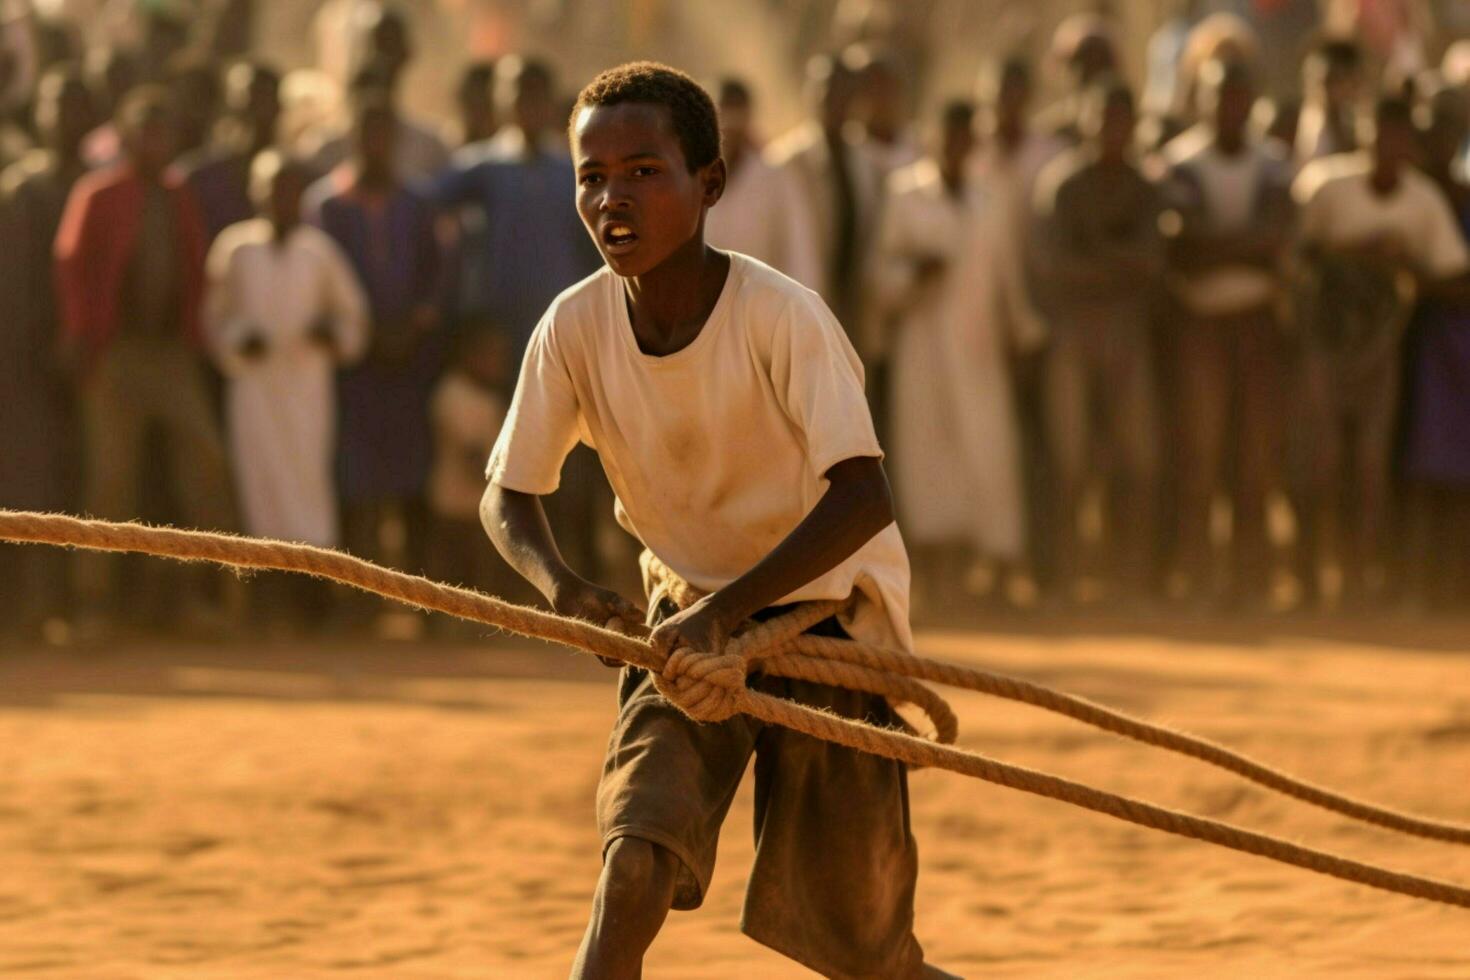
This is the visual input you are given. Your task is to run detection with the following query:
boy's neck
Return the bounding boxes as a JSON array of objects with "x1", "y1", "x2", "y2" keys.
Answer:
[{"x1": 622, "y1": 235, "x2": 730, "y2": 357}]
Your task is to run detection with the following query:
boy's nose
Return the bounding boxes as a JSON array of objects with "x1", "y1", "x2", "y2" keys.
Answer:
[{"x1": 598, "y1": 179, "x2": 634, "y2": 211}]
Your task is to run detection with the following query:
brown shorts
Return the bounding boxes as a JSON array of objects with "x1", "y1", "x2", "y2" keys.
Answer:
[{"x1": 596, "y1": 601, "x2": 926, "y2": 979}]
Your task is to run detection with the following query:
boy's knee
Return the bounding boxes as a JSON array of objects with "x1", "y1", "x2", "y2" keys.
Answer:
[{"x1": 602, "y1": 836, "x2": 679, "y2": 903}]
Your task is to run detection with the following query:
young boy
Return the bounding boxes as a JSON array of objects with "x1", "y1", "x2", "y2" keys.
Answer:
[
  {"x1": 481, "y1": 63, "x2": 950, "y2": 979},
  {"x1": 203, "y1": 150, "x2": 369, "y2": 626}
]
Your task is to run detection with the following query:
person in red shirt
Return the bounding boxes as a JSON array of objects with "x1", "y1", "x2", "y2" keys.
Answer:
[{"x1": 54, "y1": 85, "x2": 237, "y2": 635}]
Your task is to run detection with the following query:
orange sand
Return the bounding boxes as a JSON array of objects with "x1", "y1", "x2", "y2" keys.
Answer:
[{"x1": 1, "y1": 619, "x2": 1468, "y2": 978}]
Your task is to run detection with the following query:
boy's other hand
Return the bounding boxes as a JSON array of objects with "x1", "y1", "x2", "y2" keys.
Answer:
[
  {"x1": 551, "y1": 578, "x2": 645, "y2": 668},
  {"x1": 551, "y1": 577, "x2": 644, "y2": 631},
  {"x1": 649, "y1": 595, "x2": 738, "y2": 675}
]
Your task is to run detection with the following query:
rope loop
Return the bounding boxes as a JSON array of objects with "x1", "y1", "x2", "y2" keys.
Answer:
[{"x1": 653, "y1": 646, "x2": 749, "y2": 723}]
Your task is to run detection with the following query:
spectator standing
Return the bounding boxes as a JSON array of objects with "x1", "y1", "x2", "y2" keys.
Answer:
[
  {"x1": 974, "y1": 55, "x2": 1062, "y2": 590},
  {"x1": 848, "y1": 45, "x2": 921, "y2": 176},
  {"x1": 54, "y1": 87, "x2": 237, "y2": 631},
  {"x1": 703, "y1": 76, "x2": 820, "y2": 289},
  {"x1": 1290, "y1": 96, "x2": 1469, "y2": 606},
  {"x1": 204, "y1": 151, "x2": 368, "y2": 550},
  {"x1": 874, "y1": 101, "x2": 1039, "y2": 610},
  {"x1": 1401, "y1": 86, "x2": 1470, "y2": 608},
  {"x1": 1035, "y1": 14, "x2": 1121, "y2": 145},
  {"x1": 451, "y1": 59, "x2": 496, "y2": 149},
  {"x1": 768, "y1": 51, "x2": 881, "y2": 355},
  {"x1": 432, "y1": 55, "x2": 610, "y2": 584},
  {"x1": 1297, "y1": 37, "x2": 1366, "y2": 163},
  {"x1": 0, "y1": 65, "x2": 92, "y2": 633},
  {"x1": 1161, "y1": 59, "x2": 1294, "y2": 607},
  {"x1": 308, "y1": 99, "x2": 443, "y2": 590},
  {"x1": 304, "y1": 5, "x2": 448, "y2": 184},
  {"x1": 182, "y1": 60, "x2": 281, "y2": 244},
  {"x1": 433, "y1": 56, "x2": 599, "y2": 360},
  {"x1": 1032, "y1": 81, "x2": 1165, "y2": 603},
  {"x1": 165, "y1": 55, "x2": 223, "y2": 162}
]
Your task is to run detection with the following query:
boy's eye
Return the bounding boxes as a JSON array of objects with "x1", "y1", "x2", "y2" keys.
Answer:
[
  {"x1": 633, "y1": 166, "x2": 659, "y2": 177},
  {"x1": 579, "y1": 173, "x2": 604, "y2": 186}
]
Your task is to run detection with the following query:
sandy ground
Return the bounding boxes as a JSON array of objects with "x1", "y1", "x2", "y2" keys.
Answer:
[{"x1": 2, "y1": 615, "x2": 1469, "y2": 979}]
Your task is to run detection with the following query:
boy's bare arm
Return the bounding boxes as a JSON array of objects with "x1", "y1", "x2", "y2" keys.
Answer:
[
  {"x1": 649, "y1": 455, "x2": 895, "y2": 662},
  {"x1": 480, "y1": 482, "x2": 643, "y2": 626}
]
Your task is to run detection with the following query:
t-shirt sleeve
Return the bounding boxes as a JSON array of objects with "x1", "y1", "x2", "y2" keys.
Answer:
[
  {"x1": 767, "y1": 289, "x2": 884, "y2": 477},
  {"x1": 485, "y1": 308, "x2": 582, "y2": 494},
  {"x1": 1415, "y1": 187, "x2": 1470, "y2": 280}
]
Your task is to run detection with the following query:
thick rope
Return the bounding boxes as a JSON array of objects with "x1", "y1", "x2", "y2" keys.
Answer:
[{"x1": 2, "y1": 510, "x2": 1468, "y2": 910}]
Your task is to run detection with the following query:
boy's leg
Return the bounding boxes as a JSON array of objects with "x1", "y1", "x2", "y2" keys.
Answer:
[
  {"x1": 742, "y1": 666, "x2": 927, "y2": 980},
  {"x1": 571, "y1": 836, "x2": 681, "y2": 979},
  {"x1": 587, "y1": 601, "x2": 762, "y2": 977}
]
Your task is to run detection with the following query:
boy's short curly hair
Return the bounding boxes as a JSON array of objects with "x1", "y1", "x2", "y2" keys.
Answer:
[{"x1": 570, "y1": 61, "x2": 720, "y2": 171}]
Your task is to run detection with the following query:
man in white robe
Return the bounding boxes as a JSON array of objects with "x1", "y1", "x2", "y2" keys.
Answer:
[
  {"x1": 204, "y1": 151, "x2": 369, "y2": 549},
  {"x1": 873, "y1": 101, "x2": 1042, "y2": 608},
  {"x1": 768, "y1": 52, "x2": 883, "y2": 361},
  {"x1": 704, "y1": 77, "x2": 821, "y2": 291}
]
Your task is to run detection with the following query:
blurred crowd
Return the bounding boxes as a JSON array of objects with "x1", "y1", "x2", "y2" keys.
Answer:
[{"x1": 4, "y1": 0, "x2": 1470, "y2": 643}]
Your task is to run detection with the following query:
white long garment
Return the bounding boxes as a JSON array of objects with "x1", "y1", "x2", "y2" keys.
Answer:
[
  {"x1": 204, "y1": 220, "x2": 370, "y2": 547},
  {"x1": 874, "y1": 160, "x2": 1026, "y2": 559},
  {"x1": 704, "y1": 150, "x2": 822, "y2": 292}
]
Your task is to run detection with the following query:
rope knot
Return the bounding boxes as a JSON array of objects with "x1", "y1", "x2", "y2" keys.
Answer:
[{"x1": 653, "y1": 646, "x2": 748, "y2": 723}]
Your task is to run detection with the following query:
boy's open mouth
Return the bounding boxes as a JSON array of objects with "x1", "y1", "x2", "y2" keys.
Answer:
[{"x1": 601, "y1": 221, "x2": 640, "y2": 254}]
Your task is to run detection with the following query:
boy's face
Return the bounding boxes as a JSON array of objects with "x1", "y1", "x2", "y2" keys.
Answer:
[{"x1": 572, "y1": 101, "x2": 724, "y2": 277}]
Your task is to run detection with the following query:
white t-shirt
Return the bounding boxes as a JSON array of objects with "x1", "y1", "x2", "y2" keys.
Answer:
[
  {"x1": 487, "y1": 252, "x2": 913, "y2": 652},
  {"x1": 1294, "y1": 153, "x2": 1470, "y2": 280},
  {"x1": 1164, "y1": 127, "x2": 1280, "y2": 316}
]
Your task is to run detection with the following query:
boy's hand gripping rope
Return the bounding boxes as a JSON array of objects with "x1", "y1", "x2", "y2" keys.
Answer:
[{"x1": 1, "y1": 510, "x2": 1469, "y2": 910}]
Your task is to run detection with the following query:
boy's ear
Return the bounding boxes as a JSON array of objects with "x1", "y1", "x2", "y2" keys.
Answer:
[{"x1": 701, "y1": 156, "x2": 727, "y2": 209}]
